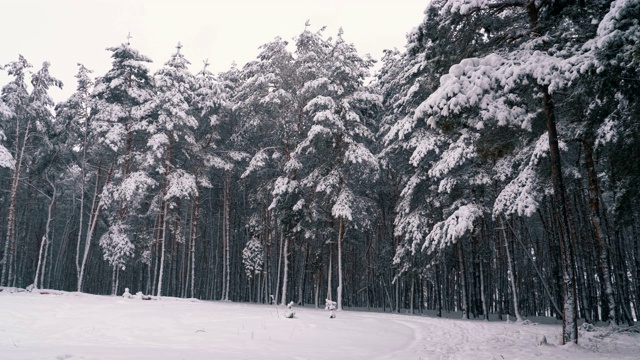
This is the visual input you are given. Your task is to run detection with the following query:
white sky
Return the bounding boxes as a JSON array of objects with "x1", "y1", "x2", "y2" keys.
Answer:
[{"x1": 0, "y1": 0, "x2": 427, "y2": 103}]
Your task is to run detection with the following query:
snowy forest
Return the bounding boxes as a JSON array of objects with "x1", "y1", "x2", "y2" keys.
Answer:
[{"x1": 0, "y1": 0, "x2": 638, "y2": 345}]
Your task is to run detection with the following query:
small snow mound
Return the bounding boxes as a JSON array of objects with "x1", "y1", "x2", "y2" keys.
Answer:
[
  {"x1": 0, "y1": 286, "x2": 27, "y2": 293},
  {"x1": 325, "y1": 299, "x2": 337, "y2": 318},
  {"x1": 284, "y1": 301, "x2": 296, "y2": 318},
  {"x1": 536, "y1": 334, "x2": 549, "y2": 346}
]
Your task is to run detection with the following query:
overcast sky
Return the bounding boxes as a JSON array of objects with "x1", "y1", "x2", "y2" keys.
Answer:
[{"x1": 1, "y1": 0, "x2": 427, "y2": 102}]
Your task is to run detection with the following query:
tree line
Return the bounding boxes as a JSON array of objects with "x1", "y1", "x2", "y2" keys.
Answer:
[{"x1": 0, "y1": 0, "x2": 638, "y2": 344}]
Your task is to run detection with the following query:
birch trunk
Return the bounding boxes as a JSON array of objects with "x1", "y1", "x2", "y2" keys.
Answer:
[
  {"x1": 75, "y1": 121, "x2": 89, "y2": 288},
  {"x1": 507, "y1": 219, "x2": 562, "y2": 316},
  {"x1": 157, "y1": 132, "x2": 174, "y2": 299},
  {"x1": 1, "y1": 120, "x2": 30, "y2": 286},
  {"x1": 157, "y1": 200, "x2": 169, "y2": 298},
  {"x1": 75, "y1": 168, "x2": 86, "y2": 284},
  {"x1": 499, "y1": 216, "x2": 523, "y2": 322},
  {"x1": 34, "y1": 176, "x2": 57, "y2": 289},
  {"x1": 281, "y1": 236, "x2": 289, "y2": 305},
  {"x1": 34, "y1": 233, "x2": 46, "y2": 289},
  {"x1": 78, "y1": 164, "x2": 111, "y2": 292},
  {"x1": 280, "y1": 234, "x2": 289, "y2": 305}
]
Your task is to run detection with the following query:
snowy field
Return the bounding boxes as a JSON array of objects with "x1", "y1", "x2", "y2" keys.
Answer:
[{"x1": 1, "y1": 288, "x2": 639, "y2": 360}]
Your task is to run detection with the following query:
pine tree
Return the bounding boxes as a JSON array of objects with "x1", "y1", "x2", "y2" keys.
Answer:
[
  {"x1": 279, "y1": 28, "x2": 381, "y2": 310},
  {"x1": 55, "y1": 63, "x2": 95, "y2": 292},
  {"x1": 90, "y1": 37, "x2": 156, "y2": 294},
  {"x1": 235, "y1": 35, "x2": 302, "y2": 305},
  {"x1": 0, "y1": 56, "x2": 62, "y2": 287},
  {"x1": 147, "y1": 42, "x2": 199, "y2": 298},
  {"x1": 28, "y1": 61, "x2": 63, "y2": 290}
]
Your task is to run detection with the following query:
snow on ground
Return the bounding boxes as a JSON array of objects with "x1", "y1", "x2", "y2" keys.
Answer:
[{"x1": 1, "y1": 288, "x2": 638, "y2": 359}]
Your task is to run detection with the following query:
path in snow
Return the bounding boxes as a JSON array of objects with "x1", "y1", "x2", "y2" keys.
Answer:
[{"x1": 1, "y1": 289, "x2": 638, "y2": 359}]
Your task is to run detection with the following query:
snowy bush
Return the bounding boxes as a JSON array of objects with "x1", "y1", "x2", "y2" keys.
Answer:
[
  {"x1": 284, "y1": 301, "x2": 295, "y2": 318},
  {"x1": 242, "y1": 237, "x2": 264, "y2": 279},
  {"x1": 99, "y1": 222, "x2": 134, "y2": 270},
  {"x1": 134, "y1": 291, "x2": 153, "y2": 300},
  {"x1": 536, "y1": 334, "x2": 548, "y2": 346},
  {"x1": 325, "y1": 299, "x2": 337, "y2": 318}
]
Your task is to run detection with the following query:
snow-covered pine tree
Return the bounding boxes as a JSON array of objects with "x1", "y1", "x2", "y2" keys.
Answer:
[
  {"x1": 235, "y1": 35, "x2": 305, "y2": 305},
  {"x1": 28, "y1": 61, "x2": 64, "y2": 290},
  {"x1": 54, "y1": 63, "x2": 95, "y2": 292},
  {"x1": 200, "y1": 62, "x2": 247, "y2": 302},
  {"x1": 0, "y1": 57, "x2": 62, "y2": 287},
  {"x1": 91, "y1": 37, "x2": 156, "y2": 295},
  {"x1": 144, "y1": 42, "x2": 200, "y2": 299},
  {"x1": 0, "y1": 97, "x2": 13, "y2": 169},
  {"x1": 1, "y1": 55, "x2": 33, "y2": 287},
  {"x1": 282, "y1": 27, "x2": 381, "y2": 311},
  {"x1": 189, "y1": 59, "x2": 231, "y2": 299},
  {"x1": 572, "y1": 0, "x2": 640, "y2": 325},
  {"x1": 388, "y1": 0, "x2": 629, "y2": 342}
]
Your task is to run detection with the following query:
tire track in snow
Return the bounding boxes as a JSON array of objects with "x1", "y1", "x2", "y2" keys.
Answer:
[{"x1": 373, "y1": 315, "x2": 471, "y2": 359}]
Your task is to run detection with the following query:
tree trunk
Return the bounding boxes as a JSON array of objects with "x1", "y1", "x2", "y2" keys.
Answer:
[
  {"x1": 479, "y1": 260, "x2": 488, "y2": 321},
  {"x1": 222, "y1": 171, "x2": 231, "y2": 301},
  {"x1": 1, "y1": 120, "x2": 30, "y2": 286},
  {"x1": 75, "y1": 168, "x2": 86, "y2": 286},
  {"x1": 337, "y1": 216, "x2": 345, "y2": 311},
  {"x1": 111, "y1": 266, "x2": 117, "y2": 295},
  {"x1": 410, "y1": 274, "x2": 415, "y2": 314},
  {"x1": 34, "y1": 176, "x2": 57, "y2": 289},
  {"x1": 315, "y1": 268, "x2": 320, "y2": 308},
  {"x1": 78, "y1": 164, "x2": 111, "y2": 292},
  {"x1": 500, "y1": 216, "x2": 523, "y2": 322},
  {"x1": 582, "y1": 139, "x2": 617, "y2": 324},
  {"x1": 75, "y1": 123, "x2": 89, "y2": 290},
  {"x1": 436, "y1": 262, "x2": 442, "y2": 317},
  {"x1": 275, "y1": 230, "x2": 283, "y2": 305},
  {"x1": 457, "y1": 241, "x2": 468, "y2": 319},
  {"x1": 298, "y1": 242, "x2": 309, "y2": 305},
  {"x1": 157, "y1": 200, "x2": 169, "y2": 298},
  {"x1": 543, "y1": 86, "x2": 578, "y2": 344},
  {"x1": 327, "y1": 241, "x2": 332, "y2": 302},
  {"x1": 34, "y1": 234, "x2": 46, "y2": 289},
  {"x1": 190, "y1": 193, "x2": 199, "y2": 298},
  {"x1": 507, "y1": 218, "x2": 562, "y2": 316},
  {"x1": 280, "y1": 234, "x2": 289, "y2": 305}
]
